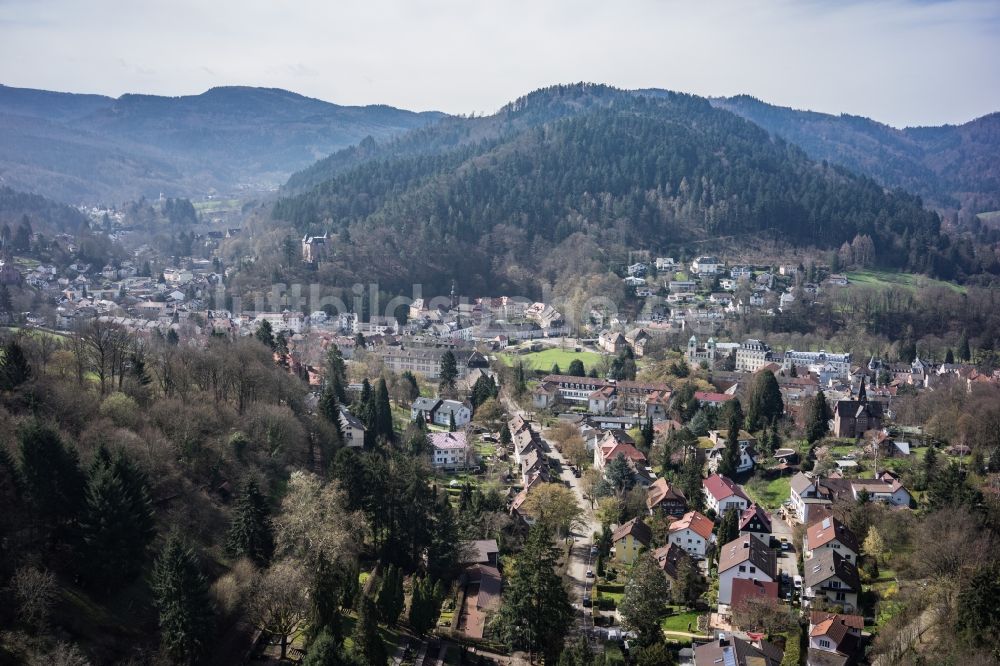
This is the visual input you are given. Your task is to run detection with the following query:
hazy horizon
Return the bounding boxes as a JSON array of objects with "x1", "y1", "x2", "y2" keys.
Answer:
[{"x1": 2, "y1": 0, "x2": 999, "y2": 128}]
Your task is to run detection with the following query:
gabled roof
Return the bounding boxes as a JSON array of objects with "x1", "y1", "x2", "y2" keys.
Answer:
[
  {"x1": 412, "y1": 397, "x2": 442, "y2": 412},
  {"x1": 703, "y1": 474, "x2": 750, "y2": 503},
  {"x1": 646, "y1": 477, "x2": 686, "y2": 510},
  {"x1": 807, "y1": 516, "x2": 860, "y2": 555},
  {"x1": 669, "y1": 510, "x2": 715, "y2": 540},
  {"x1": 730, "y1": 578, "x2": 779, "y2": 610},
  {"x1": 804, "y1": 550, "x2": 861, "y2": 592},
  {"x1": 739, "y1": 504, "x2": 772, "y2": 533},
  {"x1": 612, "y1": 517, "x2": 652, "y2": 547},
  {"x1": 653, "y1": 543, "x2": 690, "y2": 579},
  {"x1": 809, "y1": 611, "x2": 864, "y2": 632},
  {"x1": 601, "y1": 441, "x2": 647, "y2": 464},
  {"x1": 693, "y1": 634, "x2": 782, "y2": 666},
  {"x1": 459, "y1": 539, "x2": 499, "y2": 564},
  {"x1": 718, "y1": 534, "x2": 776, "y2": 578}
]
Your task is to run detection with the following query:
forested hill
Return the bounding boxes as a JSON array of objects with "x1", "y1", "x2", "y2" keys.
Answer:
[
  {"x1": 273, "y1": 84, "x2": 970, "y2": 293},
  {"x1": 0, "y1": 84, "x2": 443, "y2": 204},
  {"x1": 710, "y1": 94, "x2": 1000, "y2": 215}
]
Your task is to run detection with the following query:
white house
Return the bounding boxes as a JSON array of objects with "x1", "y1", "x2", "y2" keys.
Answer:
[
  {"x1": 717, "y1": 535, "x2": 776, "y2": 607},
  {"x1": 691, "y1": 256, "x2": 722, "y2": 275},
  {"x1": 667, "y1": 510, "x2": 715, "y2": 559},
  {"x1": 703, "y1": 474, "x2": 751, "y2": 515},
  {"x1": 789, "y1": 472, "x2": 833, "y2": 524},
  {"x1": 339, "y1": 408, "x2": 366, "y2": 448},
  {"x1": 804, "y1": 516, "x2": 860, "y2": 564},
  {"x1": 707, "y1": 430, "x2": 757, "y2": 475},
  {"x1": 433, "y1": 400, "x2": 472, "y2": 428},
  {"x1": 803, "y1": 550, "x2": 861, "y2": 613},
  {"x1": 429, "y1": 431, "x2": 470, "y2": 470}
]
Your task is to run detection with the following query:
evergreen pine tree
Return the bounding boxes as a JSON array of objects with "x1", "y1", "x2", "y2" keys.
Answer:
[
  {"x1": 255, "y1": 319, "x2": 276, "y2": 349},
  {"x1": 0, "y1": 339, "x2": 32, "y2": 390},
  {"x1": 641, "y1": 416, "x2": 654, "y2": 449},
  {"x1": 745, "y1": 371, "x2": 783, "y2": 432},
  {"x1": 352, "y1": 595, "x2": 387, "y2": 666},
  {"x1": 303, "y1": 629, "x2": 348, "y2": 666},
  {"x1": 716, "y1": 508, "x2": 739, "y2": 548},
  {"x1": 311, "y1": 554, "x2": 345, "y2": 640},
  {"x1": 448, "y1": 411, "x2": 457, "y2": 432},
  {"x1": 373, "y1": 378, "x2": 394, "y2": 444},
  {"x1": 958, "y1": 331, "x2": 971, "y2": 362},
  {"x1": 718, "y1": 403, "x2": 743, "y2": 478},
  {"x1": 551, "y1": 363, "x2": 561, "y2": 375},
  {"x1": 326, "y1": 347, "x2": 348, "y2": 402},
  {"x1": 945, "y1": 348, "x2": 955, "y2": 364},
  {"x1": 151, "y1": 534, "x2": 215, "y2": 664},
  {"x1": 225, "y1": 479, "x2": 274, "y2": 566},
  {"x1": 493, "y1": 524, "x2": 573, "y2": 663},
  {"x1": 439, "y1": 351, "x2": 458, "y2": 393},
  {"x1": 18, "y1": 422, "x2": 86, "y2": 540},
  {"x1": 805, "y1": 389, "x2": 831, "y2": 444},
  {"x1": 319, "y1": 381, "x2": 345, "y2": 445},
  {"x1": 499, "y1": 423, "x2": 512, "y2": 448},
  {"x1": 80, "y1": 451, "x2": 155, "y2": 589},
  {"x1": 567, "y1": 359, "x2": 586, "y2": 377}
]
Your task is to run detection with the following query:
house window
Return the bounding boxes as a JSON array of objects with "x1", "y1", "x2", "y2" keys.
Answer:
[
  {"x1": 835, "y1": 592, "x2": 846, "y2": 601},
  {"x1": 749, "y1": 567, "x2": 756, "y2": 574},
  {"x1": 819, "y1": 640, "x2": 830, "y2": 649},
  {"x1": 830, "y1": 581, "x2": 840, "y2": 589},
  {"x1": 738, "y1": 565, "x2": 746, "y2": 573}
]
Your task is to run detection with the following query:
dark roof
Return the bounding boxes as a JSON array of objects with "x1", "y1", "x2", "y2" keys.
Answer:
[
  {"x1": 804, "y1": 550, "x2": 861, "y2": 592},
  {"x1": 718, "y1": 534, "x2": 776, "y2": 578},
  {"x1": 693, "y1": 635, "x2": 782, "y2": 666},
  {"x1": 653, "y1": 543, "x2": 691, "y2": 579},
  {"x1": 739, "y1": 504, "x2": 772, "y2": 533},
  {"x1": 612, "y1": 517, "x2": 652, "y2": 547}
]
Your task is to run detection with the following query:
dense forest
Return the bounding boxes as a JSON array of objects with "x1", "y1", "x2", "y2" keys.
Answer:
[
  {"x1": 712, "y1": 94, "x2": 1000, "y2": 215},
  {"x1": 272, "y1": 85, "x2": 983, "y2": 294}
]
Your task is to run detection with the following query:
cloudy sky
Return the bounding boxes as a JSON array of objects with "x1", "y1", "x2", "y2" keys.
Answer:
[{"x1": 1, "y1": 0, "x2": 998, "y2": 127}]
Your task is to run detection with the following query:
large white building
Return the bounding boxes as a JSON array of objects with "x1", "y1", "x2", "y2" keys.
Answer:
[
  {"x1": 429, "y1": 432, "x2": 470, "y2": 470},
  {"x1": 736, "y1": 339, "x2": 774, "y2": 373},
  {"x1": 782, "y1": 350, "x2": 851, "y2": 378}
]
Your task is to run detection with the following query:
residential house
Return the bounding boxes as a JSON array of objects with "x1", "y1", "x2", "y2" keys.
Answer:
[
  {"x1": 599, "y1": 330, "x2": 628, "y2": 354},
  {"x1": 790, "y1": 472, "x2": 834, "y2": 524},
  {"x1": 429, "y1": 432, "x2": 470, "y2": 470},
  {"x1": 717, "y1": 535, "x2": 777, "y2": 608},
  {"x1": 707, "y1": 430, "x2": 757, "y2": 474},
  {"x1": 703, "y1": 474, "x2": 751, "y2": 515},
  {"x1": 694, "y1": 634, "x2": 782, "y2": 666},
  {"x1": 691, "y1": 256, "x2": 722, "y2": 275},
  {"x1": 433, "y1": 400, "x2": 472, "y2": 428},
  {"x1": 730, "y1": 579, "x2": 780, "y2": 627},
  {"x1": 808, "y1": 612, "x2": 864, "y2": 665},
  {"x1": 301, "y1": 233, "x2": 329, "y2": 263},
  {"x1": 848, "y1": 470, "x2": 912, "y2": 507},
  {"x1": 646, "y1": 478, "x2": 687, "y2": 517},
  {"x1": 668, "y1": 510, "x2": 715, "y2": 559},
  {"x1": 612, "y1": 517, "x2": 652, "y2": 565},
  {"x1": 411, "y1": 397, "x2": 442, "y2": 423},
  {"x1": 694, "y1": 391, "x2": 735, "y2": 408},
  {"x1": 805, "y1": 517, "x2": 859, "y2": 564},
  {"x1": 459, "y1": 539, "x2": 499, "y2": 567},
  {"x1": 653, "y1": 543, "x2": 692, "y2": 582},
  {"x1": 339, "y1": 408, "x2": 367, "y2": 448},
  {"x1": 738, "y1": 504, "x2": 772, "y2": 544},
  {"x1": 803, "y1": 550, "x2": 861, "y2": 612}
]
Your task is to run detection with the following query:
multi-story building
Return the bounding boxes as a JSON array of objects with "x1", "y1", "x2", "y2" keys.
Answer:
[
  {"x1": 783, "y1": 349, "x2": 851, "y2": 378},
  {"x1": 736, "y1": 339, "x2": 774, "y2": 373}
]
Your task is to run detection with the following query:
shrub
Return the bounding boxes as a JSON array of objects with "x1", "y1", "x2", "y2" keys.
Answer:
[{"x1": 99, "y1": 391, "x2": 139, "y2": 428}]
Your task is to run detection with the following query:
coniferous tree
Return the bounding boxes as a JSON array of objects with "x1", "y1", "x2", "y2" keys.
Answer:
[
  {"x1": 326, "y1": 347, "x2": 348, "y2": 402},
  {"x1": 0, "y1": 339, "x2": 32, "y2": 390},
  {"x1": 680, "y1": 454, "x2": 705, "y2": 512},
  {"x1": 745, "y1": 370, "x2": 783, "y2": 431},
  {"x1": 805, "y1": 389, "x2": 831, "y2": 444},
  {"x1": 151, "y1": 534, "x2": 215, "y2": 665},
  {"x1": 373, "y1": 378, "x2": 394, "y2": 444},
  {"x1": 80, "y1": 450, "x2": 155, "y2": 589},
  {"x1": 716, "y1": 508, "x2": 739, "y2": 548},
  {"x1": 18, "y1": 422, "x2": 86, "y2": 540},
  {"x1": 352, "y1": 596, "x2": 387, "y2": 666},
  {"x1": 945, "y1": 348, "x2": 955, "y2": 364},
  {"x1": 718, "y1": 404, "x2": 743, "y2": 478},
  {"x1": 310, "y1": 554, "x2": 345, "y2": 640},
  {"x1": 641, "y1": 416, "x2": 655, "y2": 449},
  {"x1": 499, "y1": 423, "x2": 512, "y2": 448},
  {"x1": 619, "y1": 554, "x2": 670, "y2": 646},
  {"x1": 303, "y1": 629, "x2": 349, "y2": 666},
  {"x1": 448, "y1": 411, "x2": 457, "y2": 432},
  {"x1": 493, "y1": 524, "x2": 573, "y2": 663},
  {"x1": 439, "y1": 350, "x2": 458, "y2": 393},
  {"x1": 225, "y1": 479, "x2": 274, "y2": 566},
  {"x1": 958, "y1": 331, "x2": 971, "y2": 362},
  {"x1": 376, "y1": 564, "x2": 404, "y2": 627},
  {"x1": 551, "y1": 363, "x2": 561, "y2": 375},
  {"x1": 255, "y1": 319, "x2": 276, "y2": 350},
  {"x1": 319, "y1": 380, "x2": 345, "y2": 445}
]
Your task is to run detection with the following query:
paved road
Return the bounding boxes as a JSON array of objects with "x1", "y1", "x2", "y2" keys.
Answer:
[{"x1": 501, "y1": 390, "x2": 602, "y2": 631}]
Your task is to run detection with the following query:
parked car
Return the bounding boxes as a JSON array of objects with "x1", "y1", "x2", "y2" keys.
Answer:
[
  {"x1": 591, "y1": 545, "x2": 599, "y2": 556},
  {"x1": 582, "y1": 594, "x2": 592, "y2": 607},
  {"x1": 586, "y1": 570, "x2": 595, "y2": 578},
  {"x1": 793, "y1": 575, "x2": 803, "y2": 589}
]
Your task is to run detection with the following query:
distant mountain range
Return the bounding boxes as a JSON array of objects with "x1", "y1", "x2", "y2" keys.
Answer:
[
  {"x1": 274, "y1": 84, "x2": 981, "y2": 294},
  {"x1": 0, "y1": 84, "x2": 443, "y2": 204},
  {"x1": 709, "y1": 94, "x2": 1000, "y2": 214}
]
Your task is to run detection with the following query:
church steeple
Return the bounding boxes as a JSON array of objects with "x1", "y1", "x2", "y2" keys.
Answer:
[{"x1": 858, "y1": 377, "x2": 867, "y2": 404}]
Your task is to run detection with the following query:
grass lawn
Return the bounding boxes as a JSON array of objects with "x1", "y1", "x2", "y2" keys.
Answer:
[
  {"x1": 596, "y1": 583, "x2": 625, "y2": 604},
  {"x1": 660, "y1": 610, "x2": 702, "y2": 633},
  {"x1": 193, "y1": 198, "x2": 240, "y2": 212},
  {"x1": 846, "y1": 269, "x2": 966, "y2": 294},
  {"x1": 500, "y1": 347, "x2": 604, "y2": 373},
  {"x1": 745, "y1": 475, "x2": 791, "y2": 509}
]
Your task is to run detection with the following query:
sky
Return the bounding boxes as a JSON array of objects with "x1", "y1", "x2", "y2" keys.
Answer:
[{"x1": 1, "y1": 0, "x2": 999, "y2": 127}]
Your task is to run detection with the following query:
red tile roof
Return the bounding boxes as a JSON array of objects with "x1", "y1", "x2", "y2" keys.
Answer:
[
  {"x1": 703, "y1": 474, "x2": 750, "y2": 502},
  {"x1": 669, "y1": 510, "x2": 715, "y2": 540}
]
